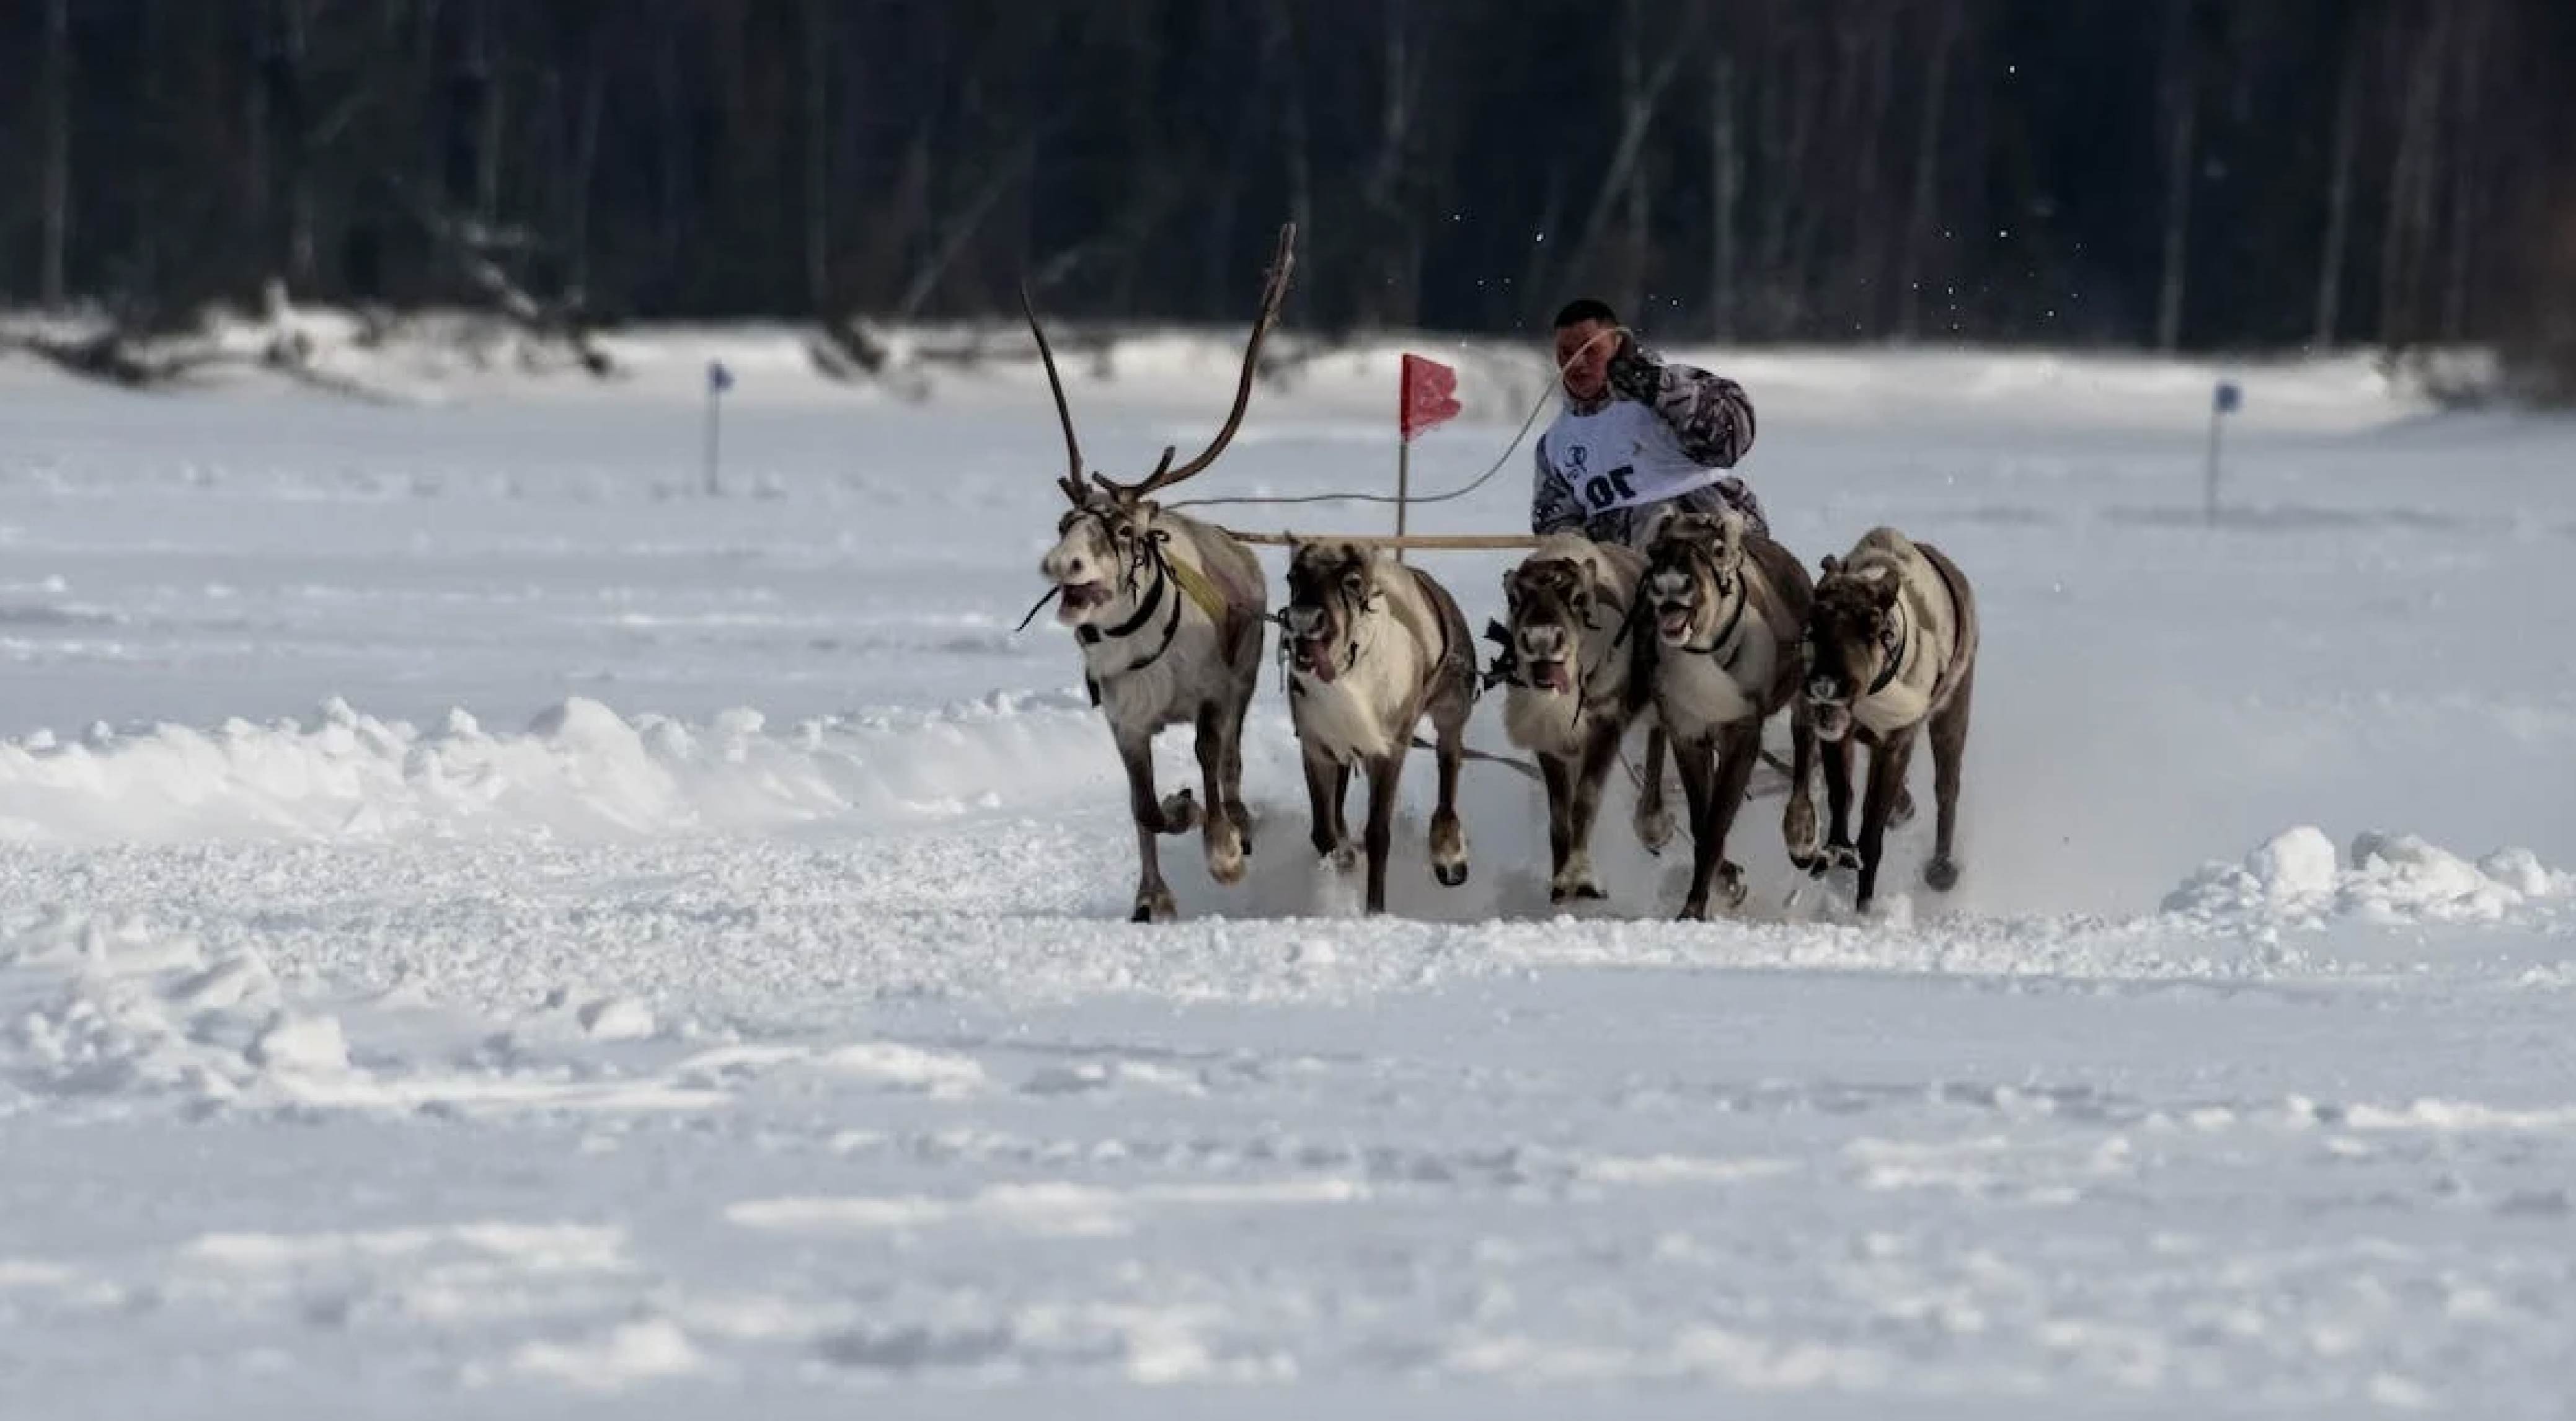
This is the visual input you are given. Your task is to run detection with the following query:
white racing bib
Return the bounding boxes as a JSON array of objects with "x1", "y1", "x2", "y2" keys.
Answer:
[{"x1": 1540, "y1": 398, "x2": 1722, "y2": 515}]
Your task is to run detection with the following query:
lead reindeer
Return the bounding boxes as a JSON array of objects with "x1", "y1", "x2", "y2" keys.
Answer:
[
  {"x1": 1799, "y1": 526, "x2": 1979, "y2": 912},
  {"x1": 1029, "y1": 224, "x2": 1295, "y2": 923},
  {"x1": 1278, "y1": 539, "x2": 1478, "y2": 915},
  {"x1": 1492, "y1": 533, "x2": 1673, "y2": 903},
  {"x1": 1638, "y1": 509, "x2": 1818, "y2": 919}
]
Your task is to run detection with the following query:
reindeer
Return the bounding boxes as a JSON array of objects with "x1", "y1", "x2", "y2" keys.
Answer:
[
  {"x1": 1277, "y1": 540, "x2": 1478, "y2": 914},
  {"x1": 1799, "y1": 526, "x2": 1979, "y2": 912},
  {"x1": 1637, "y1": 509, "x2": 1818, "y2": 919},
  {"x1": 1027, "y1": 225, "x2": 1294, "y2": 923},
  {"x1": 1490, "y1": 533, "x2": 1675, "y2": 903}
]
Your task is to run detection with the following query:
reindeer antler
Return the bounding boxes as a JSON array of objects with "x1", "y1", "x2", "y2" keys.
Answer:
[
  {"x1": 1092, "y1": 221, "x2": 1296, "y2": 505},
  {"x1": 1021, "y1": 283, "x2": 1089, "y2": 506}
]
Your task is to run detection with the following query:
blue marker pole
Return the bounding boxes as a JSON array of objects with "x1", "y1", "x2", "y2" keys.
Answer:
[
  {"x1": 2206, "y1": 378, "x2": 2241, "y2": 527},
  {"x1": 705, "y1": 358, "x2": 735, "y2": 497}
]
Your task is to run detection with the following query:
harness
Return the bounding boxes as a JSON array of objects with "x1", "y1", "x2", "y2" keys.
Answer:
[
  {"x1": 1662, "y1": 542, "x2": 1753, "y2": 673},
  {"x1": 1062, "y1": 518, "x2": 1224, "y2": 707},
  {"x1": 1858, "y1": 551, "x2": 1967, "y2": 700}
]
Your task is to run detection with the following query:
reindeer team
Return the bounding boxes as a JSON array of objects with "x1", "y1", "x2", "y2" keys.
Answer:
[{"x1": 1030, "y1": 225, "x2": 1978, "y2": 923}]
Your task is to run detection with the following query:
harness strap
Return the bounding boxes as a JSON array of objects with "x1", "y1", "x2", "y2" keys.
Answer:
[{"x1": 1079, "y1": 554, "x2": 1186, "y2": 700}]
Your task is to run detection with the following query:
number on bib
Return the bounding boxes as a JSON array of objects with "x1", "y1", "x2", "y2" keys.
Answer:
[{"x1": 1580, "y1": 464, "x2": 1639, "y2": 510}]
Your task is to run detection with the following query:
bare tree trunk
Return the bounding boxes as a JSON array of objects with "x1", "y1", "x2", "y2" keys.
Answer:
[
  {"x1": 2154, "y1": 0, "x2": 2198, "y2": 352},
  {"x1": 1559, "y1": 0, "x2": 1693, "y2": 304},
  {"x1": 658, "y1": 8, "x2": 686, "y2": 273},
  {"x1": 1709, "y1": 42, "x2": 1742, "y2": 339},
  {"x1": 1360, "y1": 0, "x2": 1418, "y2": 326},
  {"x1": 1897, "y1": 0, "x2": 1961, "y2": 340},
  {"x1": 269, "y1": 0, "x2": 315, "y2": 288},
  {"x1": 1850, "y1": 10, "x2": 1898, "y2": 332},
  {"x1": 1616, "y1": 0, "x2": 1650, "y2": 316},
  {"x1": 1265, "y1": 0, "x2": 1314, "y2": 288},
  {"x1": 803, "y1": 0, "x2": 831, "y2": 312},
  {"x1": 2439, "y1": 0, "x2": 2485, "y2": 343},
  {"x1": 2313, "y1": 12, "x2": 2364, "y2": 348},
  {"x1": 475, "y1": 2, "x2": 503, "y2": 226},
  {"x1": 570, "y1": 62, "x2": 604, "y2": 298},
  {"x1": 40, "y1": 0, "x2": 71, "y2": 306},
  {"x1": 2379, "y1": 4, "x2": 2448, "y2": 349}
]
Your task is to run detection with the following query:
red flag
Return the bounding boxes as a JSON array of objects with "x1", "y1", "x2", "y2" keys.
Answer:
[{"x1": 1400, "y1": 352, "x2": 1463, "y2": 443}]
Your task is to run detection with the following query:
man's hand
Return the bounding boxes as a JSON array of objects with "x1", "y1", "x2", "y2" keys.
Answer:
[{"x1": 1604, "y1": 334, "x2": 1661, "y2": 405}]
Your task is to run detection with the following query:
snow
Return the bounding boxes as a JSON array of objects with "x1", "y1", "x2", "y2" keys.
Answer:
[{"x1": 3, "y1": 321, "x2": 2575, "y2": 1416}]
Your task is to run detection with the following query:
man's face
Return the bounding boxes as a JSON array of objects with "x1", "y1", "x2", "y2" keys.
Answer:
[{"x1": 1555, "y1": 318, "x2": 1613, "y2": 401}]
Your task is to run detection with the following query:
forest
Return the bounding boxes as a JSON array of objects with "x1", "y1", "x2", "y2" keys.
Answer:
[{"x1": 2, "y1": 0, "x2": 2571, "y2": 376}]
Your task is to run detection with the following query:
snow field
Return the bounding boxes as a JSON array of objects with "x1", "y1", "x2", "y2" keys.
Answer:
[{"x1": 1, "y1": 328, "x2": 2574, "y2": 1414}]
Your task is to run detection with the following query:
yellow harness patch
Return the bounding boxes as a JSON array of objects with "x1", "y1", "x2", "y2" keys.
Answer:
[{"x1": 1166, "y1": 555, "x2": 1231, "y2": 627}]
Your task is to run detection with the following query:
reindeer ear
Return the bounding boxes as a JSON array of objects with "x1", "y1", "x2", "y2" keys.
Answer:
[
  {"x1": 1636, "y1": 504, "x2": 1679, "y2": 548},
  {"x1": 1820, "y1": 554, "x2": 1843, "y2": 577},
  {"x1": 1714, "y1": 511, "x2": 1746, "y2": 574}
]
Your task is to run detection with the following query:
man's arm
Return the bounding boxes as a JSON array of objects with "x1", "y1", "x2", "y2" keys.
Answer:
[
  {"x1": 1531, "y1": 434, "x2": 1587, "y2": 536},
  {"x1": 1608, "y1": 344, "x2": 1756, "y2": 468}
]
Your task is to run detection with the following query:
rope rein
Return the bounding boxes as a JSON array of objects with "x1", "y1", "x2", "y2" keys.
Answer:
[{"x1": 1164, "y1": 324, "x2": 1629, "y2": 516}]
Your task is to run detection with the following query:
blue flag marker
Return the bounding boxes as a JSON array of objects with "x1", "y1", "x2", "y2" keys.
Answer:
[
  {"x1": 704, "y1": 360, "x2": 732, "y2": 495},
  {"x1": 2205, "y1": 378, "x2": 2241, "y2": 526}
]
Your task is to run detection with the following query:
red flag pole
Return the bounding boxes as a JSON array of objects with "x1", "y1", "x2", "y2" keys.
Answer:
[{"x1": 1395, "y1": 421, "x2": 1412, "y2": 563}]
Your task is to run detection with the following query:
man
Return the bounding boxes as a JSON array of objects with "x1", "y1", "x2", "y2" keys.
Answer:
[{"x1": 1531, "y1": 298, "x2": 1763, "y2": 547}]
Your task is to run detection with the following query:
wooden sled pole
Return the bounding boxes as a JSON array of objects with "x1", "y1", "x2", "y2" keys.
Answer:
[{"x1": 1225, "y1": 529, "x2": 1543, "y2": 551}]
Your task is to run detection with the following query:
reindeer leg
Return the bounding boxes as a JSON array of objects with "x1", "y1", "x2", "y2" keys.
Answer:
[
  {"x1": 1223, "y1": 660, "x2": 1259, "y2": 857},
  {"x1": 1117, "y1": 730, "x2": 1188, "y2": 923},
  {"x1": 1698, "y1": 717, "x2": 1763, "y2": 912},
  {"x1": 1675, "y1": 736, "x2": 1720, "y2": 919},
  {"x1": 1428, "y1": 704, "x2": 1469, "y2": 888},
  {"x1": 1362, "y1": 750, "x2": 1403, "y2": 914},
  {"x1": 1784, "y1": 701, "x2": 1822, "y2": 870},
  {"x1": 1632, "y1": 719, "x2": 1676, "y2": 856},
  {"x1": 1541, "y1": 752, "x2": 1577, "y2": 897},
  {"x1": 1924, "y1": 665, "x2": 1973, "y2": 892},
  {"x1": 1304, "y1": 746, "x2": 1355, "y2": 872},
  {"x1": 1856, "y1": 730, "x2": 1918, "y2": 912},
  {"x1": 1817, "y1": 733, "x2": 1860, "y2": 875},
  {"x1": 1557, "y1": 717, "x2": 1623, "y2": 901},
  {"x1": 1195, "y1": 703, "x2": 1246, "y2": 886}
]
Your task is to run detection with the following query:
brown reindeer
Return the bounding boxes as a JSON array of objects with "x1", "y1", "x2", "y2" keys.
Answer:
[
  {"x1": 1799, "y1": 526, "x2": 1980, "y2": 911},
  {"x1": 1492, "y1": 533, "x2": 1673, "y2": 903},
  {"x1": 1278, "y1": 540, "x2": 1478, "y2": 914},
  {"x1": 1029, "y1": 226, "x2": 1293, "y2": 922},
  {"x1": 1638, "y1": 509, "x2": 1817, "y2": 919}
]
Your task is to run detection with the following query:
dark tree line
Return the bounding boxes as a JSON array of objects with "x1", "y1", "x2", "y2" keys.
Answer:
[{"x1": 3, "y1": 0, "x2": 2572, "y2": 366}]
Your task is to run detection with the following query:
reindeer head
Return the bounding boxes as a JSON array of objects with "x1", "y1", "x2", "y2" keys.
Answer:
[
  {"x1": 1281, "y1": 540, "x2": 1385, "y2": 684},
  {"x1": 1027, "y1": 224, "x2": 1295, "y2": 633},
  {"x1": 1802, "y1": 554, "x2": 1905, "y2": 742},
  {"x1": 1642, "y1": 509, "x2": 1749, "y2": 647},
  {"x1": 1500, "y1": 554, "x2": 1600, "y2": 694}
]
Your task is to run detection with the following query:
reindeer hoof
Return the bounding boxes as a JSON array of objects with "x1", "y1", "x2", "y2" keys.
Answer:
[
  {"x1": 1635, "y1": 806, "x2": 1676, "y2": 856},
  {"x1": 1159, "y1": 790, "x2": 1202, "y2": 834},
  {"x1": 1676, "y1": 898, "x2": 1707, "y2": 922},
  {"x1": 1890, "y1": 786, "x2": 1916, "y2": 826},
  {"x1": 1435, "y1": 860, "x2": 1469, "y2": 888},
  {"x1": 1208, "y1": 844, "x2": 1247, "y2": 887},
  {"x1": 1320, "y1": 844, "x2": 1360, "y2": 874},
  {"x1": 1924, "y1": 857, "x2": 1960, "y2": 892},
  {"x1": 1131, "y1": 890, "x2": 1177, "y2": 924},
  {"x1": 1813, "y1": 844, "x2": 1862, "y2": 877},
  {"x1": 1716, "y1": 862, "x2": 1749, "y2": 909},
  {"x1": 1551, "y1": 879, "x2": 1603, "y2": 904}
]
